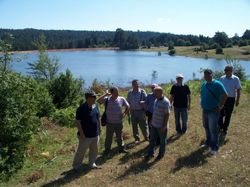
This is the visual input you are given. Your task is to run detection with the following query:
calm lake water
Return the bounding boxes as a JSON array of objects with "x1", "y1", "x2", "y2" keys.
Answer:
[{"x1": 12, "y1": 50, "x2": 250, "y2": 88}]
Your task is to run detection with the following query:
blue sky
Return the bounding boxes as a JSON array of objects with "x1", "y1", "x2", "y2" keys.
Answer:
[{"x1": 1, "y1": 0, "x2": 250, "y2": 37}]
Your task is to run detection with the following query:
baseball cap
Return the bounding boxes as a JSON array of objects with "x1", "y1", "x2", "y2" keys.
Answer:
[
  {"x1": 176, "y1": 74, "x2": 184, "y2": 78},
  {"x1": 204, "y1": 69, "x2": 213, "y2": 74},
  {"x1": 85, "y1": 90, "x2": 98, "y2": 99}
]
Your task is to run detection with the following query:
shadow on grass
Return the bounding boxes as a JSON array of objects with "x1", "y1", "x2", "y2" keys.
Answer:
[
  {"x1": 171, "y1": 147, "x2": 209, "y2": 173},
  {"x1": 40, "y1": 164, "x2": 90, "y2": 187}
]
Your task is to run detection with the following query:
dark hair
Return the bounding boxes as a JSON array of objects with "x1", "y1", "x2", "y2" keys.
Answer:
[
  {"x1": 132, "y1": 79, "x2": 139, "y2": 85},
  {"x1": 110, "y1": 86, "x2": 119, "y2": 93},
  {"x1": 225, "y1": 65, "x2": 233, "y2": 70}
]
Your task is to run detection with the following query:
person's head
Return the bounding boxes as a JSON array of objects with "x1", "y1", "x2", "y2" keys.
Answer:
[
  {"x1": 176, "y1": 74, "x2": 183, "y2": 85},
  {"x1": 153, "y1": 86, "x2": 164, "y2": 99},
  {"x1": 150, "y1": 84, "x2": 158, "y2": 92},
  {"x1": 85, "y1": 90, "x2": 98, "y2": 104},
  {"x1": 204, "y1": 69, "x2": 213, "y2": 82},
  {"x1": 110, "y1": 86, "x2": 119, "y2": 100},
  {"x1": 224, "y1": 65, "x2": 233, "y2": 77},
  {"x1": 132, "y1": 79, "x2": 140, "y2": 90}
]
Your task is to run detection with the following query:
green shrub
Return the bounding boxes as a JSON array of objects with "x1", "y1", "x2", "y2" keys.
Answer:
[
  {"x1": 52, "y1": 107, "x2": 76, "y2": 127},
  {"x1": 215, "y1": 47, "x2": 223, "y2": 54},
  {"x1": 0, "y1": 72, "x2": 53, "y2": 181},
  {"x1": 169, "y1": 49, "x2": 176, "y2": 56}
]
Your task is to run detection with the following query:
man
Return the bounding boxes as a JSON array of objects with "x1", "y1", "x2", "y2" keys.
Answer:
[
  {"x1": 72, "y1": 90, "x2": 102, "y2": 172},
  {"x1": 143, "y1": 84, "x2": 160, "y2": 144},
  {"x1": 127, "y1": 79, "x2": 148, "y2": 143},
  {"x1": 97, "y1": 86, "x2": 130, "y2": 155},
  {"x1": 201, "y1": 69, "x2": 228, "y2": 155},
  {"x1": 218, "y1": 65, "x2": 242, "y2": 134},
  {"x1": 170, "y1": 74, "x2": 191, "y2": 134},
  {"x1": 144, "y1": 86, "x2": 170, "y2": 160}
]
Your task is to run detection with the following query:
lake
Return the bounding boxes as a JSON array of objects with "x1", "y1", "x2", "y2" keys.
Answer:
[{"x1": 12, "y1": 50, "x2": 250, "y2": 88}]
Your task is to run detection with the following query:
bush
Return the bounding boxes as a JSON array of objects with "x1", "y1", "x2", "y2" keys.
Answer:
[
  {"x1": 47, "y1": 69, "x2": 85, "y2": 109},
  {"x1": 52, "y1": 107, "x2": 76, "y2": 127},
  {"x1": 169, "y1": 49, "x2": 176, "y2": 56},
  {"x1": 0, "y1": 72, "x2": 53, "y2": 181},
  {"x1": 215, "y1": 47, "x2": 223, "y2": 54},
  {"x1": 168, "y1": 45, "x2": 174, "y2": 50}
]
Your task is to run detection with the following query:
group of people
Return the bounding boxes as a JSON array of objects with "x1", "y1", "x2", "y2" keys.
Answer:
[{"x1": 72, "y1": 65, "x2": 241, "y2": 172}]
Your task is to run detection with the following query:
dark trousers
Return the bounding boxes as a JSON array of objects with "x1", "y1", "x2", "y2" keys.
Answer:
[
  {"x1": 218, "y1": 97, "x2": 235, "y2": 131},
  {"x1": 147, "y1": 111, "x2": 160, "y2": 145}
]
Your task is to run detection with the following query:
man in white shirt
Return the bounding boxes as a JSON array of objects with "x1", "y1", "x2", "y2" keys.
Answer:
[{"x1": 218, "y1": 65, "x2": 242, "y2": 134}]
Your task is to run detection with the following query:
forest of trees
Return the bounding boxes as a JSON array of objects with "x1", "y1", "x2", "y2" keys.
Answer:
[{"x1": 0, "y1": 28, "x2": 250, "y2": 51}]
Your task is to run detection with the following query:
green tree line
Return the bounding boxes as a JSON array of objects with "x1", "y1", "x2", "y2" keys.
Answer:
[{"x1": 0, "y1": 28, "x2": 249, "y2": 51}]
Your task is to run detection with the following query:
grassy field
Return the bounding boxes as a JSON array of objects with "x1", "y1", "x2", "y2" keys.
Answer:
[
  {"x1": 139, "y1": 45, "x2": 250, "y2": 60},
  {"x1": 1, "y1": 83, "x2": 250, "y2": 187}
]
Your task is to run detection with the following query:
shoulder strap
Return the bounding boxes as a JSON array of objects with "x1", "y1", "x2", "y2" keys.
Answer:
[
  {"x1": 206, "y1": 84, "x2": 219, "y2": 102},
  {"x1": 104, "y1": 97, "x2": 109, "y2": 112}
]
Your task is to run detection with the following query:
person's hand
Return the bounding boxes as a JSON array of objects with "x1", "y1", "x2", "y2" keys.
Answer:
[
  {"x1": 119, "y1": 113, "x2": 126, "y2": 120},
  {"x1": 170, "y1": 105, "x2": 173, "y2": 110},
  {"x1": 235, "y1": 100, "x2": 239, "y2": 107},
  {"x1": 80, "y1": 134, "x2": 86, "y2": 140},
  {"x1": 160, "y1": 126, "x2": 165, "y2": 133},
  {"x1": 106, "y1": 89, "x2": 111, "y2": 96},
  {"x1": 142, "y1": 113, "x2": 146, "y2": 120},
  {"x1": 213, "y1": 107, "x2": 221, "y2": 113},
  {"x1": 138, "y1": 101, "x2": 144, "y2": 106},
  {"x1": 187, "y1": 105, "x2": 191, "y2": 111}
]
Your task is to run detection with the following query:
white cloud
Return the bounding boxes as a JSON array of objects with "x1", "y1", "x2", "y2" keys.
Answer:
[{"x1": 157, "y1": 18, "x2": 170, "y2": 24}]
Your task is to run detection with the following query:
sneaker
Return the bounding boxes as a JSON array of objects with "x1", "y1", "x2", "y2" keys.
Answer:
[
  {"x1": 223, "y1": 130, "x2": 228, "y2": 135},
  {"x1": 90, "y1": 164, "x2": 102, "y2": 169},
  {"x1": 200, "y1": 143, "x2": 208, "y2": 148},
  {"x1": 73, "y1": 169, "x2": 78, "y2": 174},
  {"x1": 143, "y1": 155, "x2": 154, "y2": 160},
  {"x1": 210, "y1": 150, "x2": 218, "y2": 155},
  {"x1": 135, "y1": 140, "x2": 140, "y2": 144},
  {"x1": 119, "y1": 149, "x2": 129, "y2": 153},
  {"x1": 155, "y1": 155, "x2": 163, "y2": 161}
]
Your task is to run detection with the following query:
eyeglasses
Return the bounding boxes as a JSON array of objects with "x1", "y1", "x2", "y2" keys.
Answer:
[
  {"x1": 90, "y1": 96, "x2": 97, "y2": 99},
  {"x1": 224, "y1": 69, "x2": 230, "y2": 72},
  {"x1": 204, "y1": 72, "x2": 211, "y2": 75}
]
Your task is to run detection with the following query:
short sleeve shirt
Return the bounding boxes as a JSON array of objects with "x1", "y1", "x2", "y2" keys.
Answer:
[
  {"x1": 103, "y1": 96, "x2": 129, "y2": 123},
  {"x1": 76, "y1": 103, "x2": 100, "y2": 138},
  {"x1": 144, "y1": 92, "x2": 156, "y2": 113},
  {"x1": 152, "y1": 97, "x2": 171, "y2": 129},
  {"x1": 201, "y1": 80, "x2": 227, "y2": 111},
  {"x1": 127, "y1": 88, "x2": 147, "y2": 110},
  {"x1": 170, "y1": 84, "x2": 191, "y2": 108},
  {"x1": 219, "y1": 74, "x2": 241, "y2": 98}
]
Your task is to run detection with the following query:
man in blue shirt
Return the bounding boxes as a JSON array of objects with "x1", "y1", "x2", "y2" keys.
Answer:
[
  {"x1": 201, "y1": 69, "x2": 227, "y2": 155},
  {"x1": 72, "y1": 90, "x2": 102, "y2": 172}
]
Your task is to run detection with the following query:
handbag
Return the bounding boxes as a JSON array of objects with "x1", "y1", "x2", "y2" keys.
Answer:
[
  {"x1": 206, "y1": 83, "x2": 226, "y2": 116},
  {"x1": 101, "y1": 98, "x2": 108, "y2": 126}
]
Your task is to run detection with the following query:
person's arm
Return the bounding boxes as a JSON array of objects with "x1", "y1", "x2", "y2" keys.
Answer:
[
  {"x1": 160, "y1": 113, "x2": 169, "y2": 133},
  {"x1": 187, "y1": 94, "x2": 191, "y2": 110},
  {"x1": 97, "y1": 89, "x2": 110, "y2": 104},
  {"x1": 214, "y1": 92, "x2": 228, "y2": 113},
  {"x1": 169, "y1": 94, "x2": 174, "y2": 110},
  {"x1": 98, "y1": 118, "x2": 102, "y2": 135},
  {"x1": 76, "y1": 120, "x2": 85, "y2": 140},
  {"x1": 236, "y1": 89, "x2": 240, "y2": 107}
]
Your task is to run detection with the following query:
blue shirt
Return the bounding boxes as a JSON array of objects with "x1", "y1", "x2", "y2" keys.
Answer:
[
  {"x1": 219, "y1": 74, "x2": 241, "y2": 98},
  {"x1": 201, "y1": 79, "x2": 227, "y2": 110},
  {"x1": 144, "y1": 92, "x2": 156, "y2": 113},
  {"x1": 127, "y1": 88, "x2": 147, "y2": 110},
  {"x1": 76, "y1": 103, "x2": 100, "y2": 138}
]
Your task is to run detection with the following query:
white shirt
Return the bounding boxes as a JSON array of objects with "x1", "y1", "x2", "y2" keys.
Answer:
[{"x1": 219, "y1": 74, "x2": 241, "y2": 97}]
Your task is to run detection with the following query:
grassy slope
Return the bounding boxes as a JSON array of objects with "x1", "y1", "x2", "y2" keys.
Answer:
[
  {"x1": 140, "y1": 46, "x2": 250, "y2": 60},
  {"x1": 2, "y1": 85, "x2": 250, "y2": 187}
]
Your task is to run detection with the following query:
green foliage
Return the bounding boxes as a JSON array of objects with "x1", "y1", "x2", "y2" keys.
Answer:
[
  {"x1": 215, "y1": 47, "x2": 223, "y2": 54},
  {"x1": 27, "y1": 34, "x2": 61, "y2": 82},
  {"x1": 47, "y1": 69, "x2": 85, "y2": 109},
  {"x1": 52, "y1": 107, "x2": 76, "y2": 127},
  {"x1": 241, "y1": 80, "x2": 250, "y2": 99},
  {"x1": 213, "y1": 31, "x2": 230, "y2": 48},
  {"x1": 169, "y1": 49, "x2": 176, "y2": 56},
  {"x1": 0, "y1": 72, "x2": 53, "y2": 181},
  {"x1": 242, "y1": 29, "x2": 250, "y2": 40},
  {"x1": 168, "y1": 45, "x2": 174, "y2": 50},
  {"x1": 238, "y1": 39, "x2": 248, "y2": 47},
  {"x1": 90, "y1": 78, "x2": 104, "y2": 94}
]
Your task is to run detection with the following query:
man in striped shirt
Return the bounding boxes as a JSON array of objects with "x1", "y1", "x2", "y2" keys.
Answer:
[
  {"x1": 144, "y1": 87, "x2": 170, "y2": 160},
  {"x1": 97, "y1": 87, "x2": 130, "y2": 155}
]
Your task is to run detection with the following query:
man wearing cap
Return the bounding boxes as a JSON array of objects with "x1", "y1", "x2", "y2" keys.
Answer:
[
  {"x1": 97, "y1": 86, "x2": 130, "y2": 155},
  {"x1": 201, "y1": 69, "x2": 228, "y2": 155},
  {"x1": 170, "y1": 74, "x2": 191, "y2": 134},
  {"x1": 144, "y1": 86, "x2": 170, "y2": 160},
  {"x1": 218, "y1": 65, "x2": 242, "y2": 134},
  {"x1": 127, "y1": 79, "x2": 148, "y2": 143},
  {"x1": 72, "y1": 90, "x2": 102, "y2": 172}
]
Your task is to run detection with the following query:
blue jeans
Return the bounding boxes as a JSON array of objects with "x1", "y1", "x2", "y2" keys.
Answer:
[
  {"x1": 202, "y1": 109, "x2": 220, "y2": 151},
  {"x1": 174, "y1": 107, "x2": 188, "y2": 133},
  {"x1": 147, "y1": 126, "x2": 168, "y2": 157}
]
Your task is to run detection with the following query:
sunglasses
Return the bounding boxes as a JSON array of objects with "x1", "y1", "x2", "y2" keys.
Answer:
[
  {"x1": 224, "y1": 69, "x2": 230, "y2": 72},
  {"x1": 204, "y1": 72, "x2": 211, "y2": 75},
  {"x1": 90, "y1": 96, "x2": 97, "y2": 98}
]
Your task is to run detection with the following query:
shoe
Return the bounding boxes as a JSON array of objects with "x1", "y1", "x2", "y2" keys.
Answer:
[
  {"x1": 102, "y1": 151, "x2": 110, "y2": 157},
  {"x1": 90, "y1": 164, "x2": 102, "y2": 169},
  {"x1": 143, "y1": 155, "x2": 154, "y2": 160},
  {"x1": 210, "y1": 150, "x2": 218, "y2": 155},
  {"x1": 135, "y1": 140, "x2": 140, "y2": 144},
  {"x1": 223, "y1": 130, "x2": 228, "y2": 135},
  {"x1": 73, "y1": 169, "x2": 78, "y2": 174},
  {"x1": 155, "y1": 155, "x2": 163, "y2": 161},
  {"x1": 119, "y1": 149, "x2": 129, "y2": 153},
  {"x1": 145, "y1": 137, "x2": 149, "y2": 141},
  {"x1": 200, "y1": 143, "x2": 208, "y2": 148}
]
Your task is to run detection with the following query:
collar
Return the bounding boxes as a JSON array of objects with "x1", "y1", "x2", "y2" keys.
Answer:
[{"x1": 157, "y1": 96, "x2": 164, "y2": 101}]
